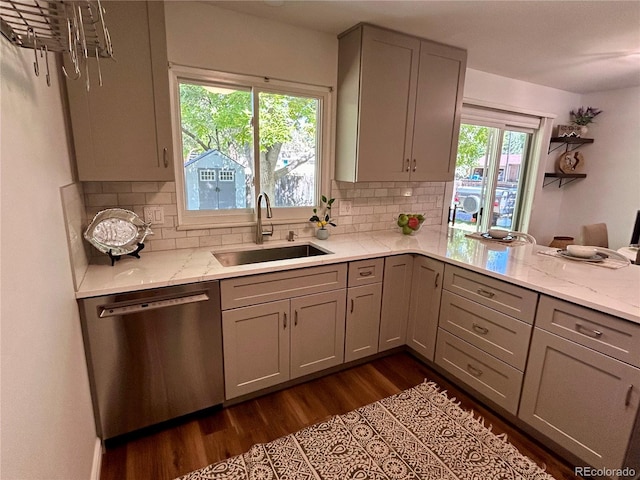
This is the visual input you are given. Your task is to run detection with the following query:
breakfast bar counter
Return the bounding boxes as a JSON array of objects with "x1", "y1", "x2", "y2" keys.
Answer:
[{"x1": 76, "y1": 225, "x2": 640, "y2": 324}]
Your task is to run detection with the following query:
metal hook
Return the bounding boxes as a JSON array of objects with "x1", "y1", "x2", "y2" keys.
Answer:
[
  {"x1": 27, "y1": 28, "x2": 39, "y2": 76},
  {"x1": 42, "y1": 45, "x2": 50, "y2": 86},
  {"x1": 95, "y1": 47, "x2": 103, "y2": 87}
]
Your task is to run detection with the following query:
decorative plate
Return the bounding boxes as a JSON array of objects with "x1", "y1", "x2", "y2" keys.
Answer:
[
  {"x1": 558, "y1": 250, "x2": 605, "y2": 263},
  {"x1": 84, "y1": 208, "x2": 153, "y2": 256},
  {"x1": 557, "y1": 150, "x2": 585, "y2": 174},
  {"x1": 481, "y1": 233, "x2": 515, "y2": 242}
]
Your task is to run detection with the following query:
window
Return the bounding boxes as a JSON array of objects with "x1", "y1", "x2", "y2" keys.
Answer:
[
  {"x1": 169, "y1": 67, "x2": 330, "y2": 227},
  {"x1": 450, "y1": 105, "x2": 542, "y2": 233},
  {"x1": 199, "y1": 170, "x2": 216, "y2": 182}
]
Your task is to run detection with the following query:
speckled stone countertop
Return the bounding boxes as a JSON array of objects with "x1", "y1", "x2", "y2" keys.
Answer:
[{"x1": 76, "y1": 225, "x2": 640, "y2": 324}]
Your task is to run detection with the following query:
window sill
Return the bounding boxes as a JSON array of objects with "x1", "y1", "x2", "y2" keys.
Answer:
[{"x1": 175, "y1": 217, "x2": 312, "y2": 231}]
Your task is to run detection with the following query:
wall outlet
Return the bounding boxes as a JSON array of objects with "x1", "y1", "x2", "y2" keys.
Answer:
[
  {"x1": 402, "y1": 188, "x2": 413, "y2": 197},
  {"x1": 339, "y1": 200, "x2": 352, "y2": 216},
  {"x1": 143, "y1": 206, "x2": 164, "y2": 225}
]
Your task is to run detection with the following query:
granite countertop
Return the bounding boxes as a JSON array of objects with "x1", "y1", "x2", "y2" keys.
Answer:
[{"x1": 76, "y1": 226, "x2": 640, "y2": 324}]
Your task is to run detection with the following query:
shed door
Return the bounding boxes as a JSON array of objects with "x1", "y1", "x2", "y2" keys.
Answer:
[{"x1": 198, "y1": 169, "x2": 236, "y2": 209}]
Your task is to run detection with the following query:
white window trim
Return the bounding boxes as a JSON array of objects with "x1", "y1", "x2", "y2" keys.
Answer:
[
  {"x1": 443, "y1": 101, "x2": 555, "y2": 232},
  {"x1": 168, "y1": 65, "x2": 332, "y2": 230}
]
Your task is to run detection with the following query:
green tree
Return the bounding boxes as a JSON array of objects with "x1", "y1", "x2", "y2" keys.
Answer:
[
  {"x1": 179, "y1": 84, "x2": 317, "y2": 202},
  {"x1": 455, "y1": 124, "x2": 488, "y2": 179}
]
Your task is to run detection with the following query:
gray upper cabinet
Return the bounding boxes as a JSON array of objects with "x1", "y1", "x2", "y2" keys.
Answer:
[
  {"x1": 336, "y1": 24, "x2": 466, "y2": 182},
  {"x1": 65, "y1": 1, "x2": 174, "y2": 181}
]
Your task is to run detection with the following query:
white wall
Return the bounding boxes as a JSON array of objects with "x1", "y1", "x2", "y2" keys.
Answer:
[
  {"x1": 556, "y1": 86, "x2": 640, "y2": 249},
  {"x1": 165, "y1": 1, "x2": 337, "y2": 87},
  {"x1": 0, "y1": 41, "x2": 97, "y2": 479}
]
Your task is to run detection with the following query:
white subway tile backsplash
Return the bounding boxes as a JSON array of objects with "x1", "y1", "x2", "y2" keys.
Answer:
[{"x1": 82, "y1": 179, "x2": 445, "y2": 255}]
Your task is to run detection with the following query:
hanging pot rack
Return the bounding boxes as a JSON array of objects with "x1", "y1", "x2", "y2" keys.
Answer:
[{"x1": 0, "y1": 0, "x2": 114, "y2": 89}]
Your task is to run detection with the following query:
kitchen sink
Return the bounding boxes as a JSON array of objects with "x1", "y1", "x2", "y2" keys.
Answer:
[{"x1": 213, "y1": 244, "x2": 330, "y2": 267}]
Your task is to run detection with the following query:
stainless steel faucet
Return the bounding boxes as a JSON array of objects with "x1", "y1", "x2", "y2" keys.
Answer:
[{"x1": 256, "y1": 193, "x2": 273, "y2": 244}]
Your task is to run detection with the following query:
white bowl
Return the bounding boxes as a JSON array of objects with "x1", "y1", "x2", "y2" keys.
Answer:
[
  {"x1": 566, "y1": 244, "x2": 598, "y2": 258},
  {"x1": 488, "y1": 228, "x2": 509, "y2": 239}
]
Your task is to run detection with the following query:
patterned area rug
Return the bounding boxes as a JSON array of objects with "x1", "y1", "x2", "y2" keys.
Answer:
[{"x1": 177, "y1": 381, "x2": 555, "y2": 480}]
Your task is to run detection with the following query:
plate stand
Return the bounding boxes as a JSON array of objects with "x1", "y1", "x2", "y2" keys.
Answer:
[{"x1": 107, "y1": 243, "x2": 145, "y2": 266}]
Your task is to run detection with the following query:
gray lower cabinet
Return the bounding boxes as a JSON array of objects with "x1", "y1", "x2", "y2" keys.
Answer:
[
  {"x1": 379, "y1": 255, "x2": 414, "y2": 351},
  {"x1": 221, "y1": 264, "x2": 348, "y2": 400},
  {"x1": 406, "y1": 256, "x2": 444, "y2": 360},
  {"x1": 223, "y1": 290, "x2": 346, "y2": 400},
  {"x1": 435, "y1": 265, "x2": 536, "y2": 415},
  {"x1": 345, "y1": 259, "x2": 384, "y2": 362},
  {"x1": 519, "y1": 296, "x2": 640, "y2": 471}
]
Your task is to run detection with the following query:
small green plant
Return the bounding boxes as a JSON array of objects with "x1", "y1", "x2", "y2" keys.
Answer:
[
  {"x1": 309, "y1": 195, "x2": 336, "y2": 230},
  {"x1": 570, "y1": 106, "x2": 602, "y2": 126}
]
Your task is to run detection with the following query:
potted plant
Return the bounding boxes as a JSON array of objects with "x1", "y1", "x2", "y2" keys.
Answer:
[
  {"x1": 570, "y1": 106, "x2": 602, "y2": 136},
  {"x1": 309, "y1": 195, "x2": 336, "y2": 239}
]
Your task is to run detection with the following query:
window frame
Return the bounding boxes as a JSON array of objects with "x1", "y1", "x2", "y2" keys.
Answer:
[
  {"x1": 168, "y1": 65, "x2": 332, "y2": 229},
  {"x1": 444, "y1": 102, "x2": 553, "y2": 233}
]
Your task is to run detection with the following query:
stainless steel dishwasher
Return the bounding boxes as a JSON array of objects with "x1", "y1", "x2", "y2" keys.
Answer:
[{"x1": 78, "y1": 281, "x2": 224, "y2": 440}]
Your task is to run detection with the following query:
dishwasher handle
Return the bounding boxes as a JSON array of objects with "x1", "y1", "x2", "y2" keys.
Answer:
[{"x1": 99, "y1": 292, "x2": 210, "y2": 318}]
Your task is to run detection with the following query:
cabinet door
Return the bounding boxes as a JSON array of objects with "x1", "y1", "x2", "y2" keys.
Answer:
[
  {"x1": 358, "y1": 26, "x2": 419, "y2": 181},
  {"x1": 345, "y1": 284, "x2": 382, "y2": 362},
  {"x1": 290, "y1": 290, "x2": 346, "y2": 379},
  {"x1": 410, "y1": 41, "x2": 466, "y2": 182},
  {"x1": 519, "y1": 328, "x2": 640, "y2": 470},
  {"x1": 406, "y1": 256, "x2": 444, "y2": 360},
  {"x1": 222, "y1": 300, "x2": 289, "y2": 400},
  {"x1": 379, "y1": 255, "x2": 414, "y2": 351},
  {"x1": 65, "y1": 1, "x2": 173, "y2": 181}
]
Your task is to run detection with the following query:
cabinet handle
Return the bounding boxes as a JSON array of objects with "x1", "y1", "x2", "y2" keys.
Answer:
[
  {"x1": 434, "y1": 272, "x2": 440, "y2": 288},
  {"x1": 359, "y1": 270, "x2": 373, "y2": 277},
  {"x1": 163, "y1": 147, "x2": 168, "y2": 168},
  {"x1": 472, "y1": 323, "x2": 489, "y2": 335},
  {"x1": 466, "y1": 364, "x2": 483, "y2": 377},
  {"x1": 626, "y1": 385, "x2": 633, "y2": 407},
  {"x1": 350, "y1": 299, "x2": 354, "y2": 313},
  {"x1": 405, "y1": 158, "x2": 410, "y2": 172},
  {"x1": 575, "y1": 323, "x2": 603, "y2": 338},
  {"x1": 412, "y1": 159, "x2": 417, "y2": 172},
  {"x1": 477, "y1": 288, "x2": 495, "y2": 298},
  {"x1": 294, "y1": 310, "x2": 298, "y2": 326},
  {"x1": 283, "y1": 312, "x2": 287, "y2": 329}
]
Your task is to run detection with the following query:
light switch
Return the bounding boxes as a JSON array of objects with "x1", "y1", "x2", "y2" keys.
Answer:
[
  {"x1": 143, "y1": 206, "x2": 164, "y2": 225},
  {"x1": 339, "y1": 200, "x2": 352, "y2": 216}
]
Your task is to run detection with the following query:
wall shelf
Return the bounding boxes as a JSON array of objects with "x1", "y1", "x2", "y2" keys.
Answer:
[
  {"x1": 543, "y1": 173, "x2": 587, "y2": 188},
  {"x1": 548, "y1": 137, "x2": 594, "y2": 154}
]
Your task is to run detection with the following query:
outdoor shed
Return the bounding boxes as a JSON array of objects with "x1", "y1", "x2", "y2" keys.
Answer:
[{"x1": 184, "y1": 150, "x2": 246, "y2": 210}]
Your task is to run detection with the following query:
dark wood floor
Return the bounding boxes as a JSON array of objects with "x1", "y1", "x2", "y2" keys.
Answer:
[{"x1": 100, "y1": 352, "x2": 583, "y2": 480}]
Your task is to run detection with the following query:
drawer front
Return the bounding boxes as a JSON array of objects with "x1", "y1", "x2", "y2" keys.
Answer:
[
  {"x1": 221, "y1": 264, "x2": 347, "y2": 310},
  {"x1": 439, "y1": 291, "x2": 531, "y2": 370},
  {"x1": 443, "y1": 265, "x2": 538, "y2": 323},
  {"x1": 536, "y1": 295, "x2": 640, "y2": 368},
  {"x1": 348, "y1": 258, "x2": 384, "y2": 287},
  {"x1": 435, "y1": 329, "x2": 523, "y2": 414}
]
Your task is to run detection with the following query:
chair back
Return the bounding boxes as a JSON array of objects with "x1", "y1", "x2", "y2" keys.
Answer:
[{"x1": 580, "y1": 223, "x2": 608, "y2": 248}]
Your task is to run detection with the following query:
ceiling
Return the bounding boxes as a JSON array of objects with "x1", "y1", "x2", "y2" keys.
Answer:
[{"x1": 210, "y1": 0, "x2": 640, "y2": 94}]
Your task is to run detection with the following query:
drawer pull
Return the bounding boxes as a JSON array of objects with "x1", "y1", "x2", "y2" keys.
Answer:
[
  {"x1": 359, "y1": 271, "x2": 373, "y2": 277},
  {"x1": 477, "y1": 288, "x2": 495, "y2": 298},
  {"x1": 350, "y1": 299, "x2": 354, "y2": 313},
  {"x1": 294, "y1": 310, "x2": 298, "y2": 326},
  {"x1": 434, "y1": 272, "x2": 440, "y2": 288},
  {"x1": 626, "y1": 385, "x2": 633, "y2": 407},
  {"x1": 467, "y1": 364, "x2": 483, "y2": 377},
  {"x1": 575, "y1": 323, "x2": 603, "y2": 338},
  {"x1": 405, "y1": 158, "x2": 410, "y2": 172},
  {"x1": 283, "y1": 312, "x2": 287, "y2": 329},
  {"x1": 472, "y1": 323, "x2": 489, "y2": 335},
  {"x1": 163, "y1": 147, "x2": 169, "y2": 168}
]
